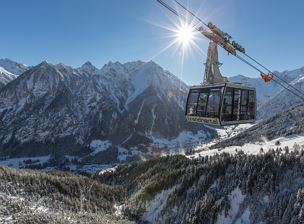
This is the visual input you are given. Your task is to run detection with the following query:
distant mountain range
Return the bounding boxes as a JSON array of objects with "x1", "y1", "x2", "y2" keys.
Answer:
[
  {"x1": 1, "y1": 58, "x2": 304, "y2": 170},
  {"x1": 0, "y1": 59, "x2": 213, "y2": 170},
  {"x1": 0, "y1": 58, "x2": 28, "y2": 88}
]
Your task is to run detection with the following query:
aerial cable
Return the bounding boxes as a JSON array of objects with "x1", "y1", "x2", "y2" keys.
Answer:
[
  {"x1": 156, "y1": 0, "x2": 182, "y2": 19},
  {"x1": 156, "y1": 0, "x2": 203, "y2": 29},
  {"x1": 243, "y1": 53, "x2": 304, "y2": 98},
  {"x1": 173, "y1": 0, "x2": 208, "y2": 27},
  {"x1": 235, "y1": 54, "x2": 304, "y2": 101}
]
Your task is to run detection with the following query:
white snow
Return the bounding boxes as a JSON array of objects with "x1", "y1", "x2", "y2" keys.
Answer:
[
  {"x1": 78, "y1": 164, "x2": 114, "y2": 174},
  {"x1": 99, "y1": 166, "x2": 117, "y2": 175},
  {"x1": 114, "y1": 204, "x2": 124, "y2": 217},
  {"x1": 190, "y1": 134, "x2": 304, "y2": 159},
  {"x1": 235, "y1": 208, "x2": 251, "y2": 224},
  {"x1": 0, "y1": 156, "x2": 50, "y2": 168},
  {"x1": 117, "y1": 146, "x2": 129, "y2": 161},
  {"x1": 125, "y1": 62, "x2": 154, "y2": 106},
  {"x1": 141, "y1": 187, "x2": 176, "y2": 223},
  {"x1": 0, "y1": 66, "x2": 16, "y2": 85},
  {"x1": 152, "y1": 130, "x2": 211, "y2": 153},
  {"x1": 89, "y1": 140, "x2": 112, "y2": 155},
  {"x1": 216, "y1": 187, "x2": 246, "y2": 224},
  {"x1": 134, "y1": 101, "x2": 145, "y2": 124},
  {"x1": 149, "y1": 105, "x2": 157, "y2": 138},
  {"x1": 125, "y1": 61, "x2": 188, "y2": 108},
  {"x1": 262, "y1": 195, "x2": 270, "y2": 204},
  {"x1": 0, "y1": 58, "x2": 28, "y2": 76}
]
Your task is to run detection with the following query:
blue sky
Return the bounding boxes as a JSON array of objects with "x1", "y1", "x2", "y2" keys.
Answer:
[{"x1": 0, "y1": 0, "x2": 303, "y2": 85}]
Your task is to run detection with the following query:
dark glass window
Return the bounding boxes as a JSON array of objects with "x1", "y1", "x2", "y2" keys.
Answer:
[
  {"x1": 186, "y1": 90, "x2": 199, "y2": 115},
  {"x1": 248, "y1": 90, "x2": 255, "y2": 119},
  {"x1": 233, "y1": 89, "x2": 241, "y2": 120},
  {"x1": 240, "y1": 89, "x2": 249, "y2": 120},
  {"x1": 197, "y1": 91, "x2": 208, "y2": 116},
  {"x1": 206, "y1": 89, "x2": 221, "y2": 118},
  {"x1": 222, "y1": 88, "x2": 233, "y2": 121}
]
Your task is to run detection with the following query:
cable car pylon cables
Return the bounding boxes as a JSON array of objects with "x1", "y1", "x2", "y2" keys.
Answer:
[
  {"x1": 177, "y1": 0, "x2": 304, "y2": 100},
  {"x1": 173, "y1": 0, "x2": 208, "y2": 27},
  {"x1": 156, "y1": 0, "x2": 304, "y2": 101},
  {"x1": 243, "y1": 52, "x2": 304, "y2": 98},
  {"x1": 235, "y1": 54, "x2": 304, "y2": 101}
]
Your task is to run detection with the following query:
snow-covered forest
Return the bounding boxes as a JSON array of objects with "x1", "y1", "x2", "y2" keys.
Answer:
[{"x1": 1, "y1": 147, "x2": 304, "y2": 223}]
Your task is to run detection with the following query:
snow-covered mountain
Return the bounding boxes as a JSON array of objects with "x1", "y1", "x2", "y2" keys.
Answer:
[
  {"x1": 0, "y1": 67, "x2": 16, "y2": 89},
  {"x1": 0, "y1": 58, "x2": 28, "y2": 75},
  {"x1": 0, "y1": 59, "x2": 213, "y2": 168},
  {"x1": 0, "y1": 58, "x2": 28, "y2": 89},
  {"x1": 258, "y1": 67, "x2": 304, "y2": 119}
]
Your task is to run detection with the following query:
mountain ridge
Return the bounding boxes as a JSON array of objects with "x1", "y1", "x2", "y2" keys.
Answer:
[{"x1": 0, "y1": 58, "x2": 212, "y2": 170}]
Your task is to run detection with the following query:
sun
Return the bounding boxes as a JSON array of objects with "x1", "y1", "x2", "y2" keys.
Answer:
[{"x1": 175, "y1": 22, "x2": 196, "y2": 48}]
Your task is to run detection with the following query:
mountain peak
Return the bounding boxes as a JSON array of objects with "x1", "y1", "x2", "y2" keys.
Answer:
[
  {"x1": 0, "y1": 58, "x2": 28, "y2": 76},
  {"x1": 41, "y1": 60, "x2": 50, "y2": 65},
  {"x1": 0, "y1": 67, "x2": 16, "y2": 87},
  {"x1": 31, "y1": 60, "x2": 63, "y2": 76},
  {"x1": 80, "y1": 61, "x2": 99, "y2": 74},
  {"x1": 36, "y1": 60, "x2": 54, "y2": 69},
  {"x1": 101, "y1": 61, "x2": 126, "y2": 74}
]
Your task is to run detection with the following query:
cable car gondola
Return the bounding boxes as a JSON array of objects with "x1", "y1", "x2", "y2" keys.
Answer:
[
  {"x1": 156, "y1": 0, "x2": 304, "y2": 126},
  {"x1": 185, "y1": 41, "x2": 256, "y2": 126},
  {"x1": 186, "y1": 83, "x2": 256, "y2": 126}
]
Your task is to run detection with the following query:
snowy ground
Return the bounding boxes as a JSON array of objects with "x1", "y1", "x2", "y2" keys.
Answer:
[
  {"x1": 188, "y1": 133, "x2": 304, "y2": 159},
  {"x1": 0, "y1": 156, "x2": 50, "y2": 168},
  {"x1": 2, "y1": 123, "x2": 302, "y2": 174},
  {"x1": 216, "y1": 187, "x2": 248, "y2": 224}
]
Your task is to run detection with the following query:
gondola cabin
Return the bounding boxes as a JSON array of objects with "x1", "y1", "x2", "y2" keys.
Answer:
[{"x1": 186, "y1": 83, "x2": 256, "y2": 126}]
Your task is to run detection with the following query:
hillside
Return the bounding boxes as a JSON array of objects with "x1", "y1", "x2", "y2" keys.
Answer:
[
  {"x1": 0, "y1": 166, "x2": 133, "y2": 223},
  {"x1": 0, "y1": 58, "x2": 28, "y2": 76},
  {"x1": 1, "y1": 149, "x2": 304, "y2": 224},
  {"x1": 97, "y1": 151, "x2": 304, "y2": 224},
  {"x1": 211, "y1": 103, "x2": 304, "y2": 149},
  {"x1": 0, "y1": 67, "x2": 16, "y2": 89}
]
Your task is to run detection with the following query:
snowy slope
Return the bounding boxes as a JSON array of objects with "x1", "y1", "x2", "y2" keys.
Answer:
[
  {"x1": 209, "y1": 103, "x2": 304, "y2": 150},
  {"x1": 258, "y1": 72, "x2": 304, "y2": 119},
  {"x1": 192, "y1": 133, "x2": 304, "y2": 158},
  {"x1": 126, "y1": 61, "x2": 188, "y2": 108},
  {"x1": 99, "y1": 151, "x2": 304, "y2": 224},
  {"x1": 0, "y1": 67, "x2": 16, "y2": 88},
  {"x1": 0, "y1": 58, "x2": 28, "y2": 75}
]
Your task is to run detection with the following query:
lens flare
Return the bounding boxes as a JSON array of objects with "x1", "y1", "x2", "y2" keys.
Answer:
[{"x1": 175, "y1": 23, "x2": 195, "y2": 48}]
